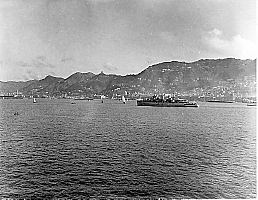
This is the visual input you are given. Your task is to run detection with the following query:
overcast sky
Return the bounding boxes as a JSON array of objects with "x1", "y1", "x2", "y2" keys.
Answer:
[{"x1": 0, "y1": 0, "x2": 256, "y2": 81}]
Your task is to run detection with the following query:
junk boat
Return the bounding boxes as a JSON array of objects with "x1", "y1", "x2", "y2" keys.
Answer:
[{"x1": 137, "y1": 94, "x2": 198, "y2": 107}]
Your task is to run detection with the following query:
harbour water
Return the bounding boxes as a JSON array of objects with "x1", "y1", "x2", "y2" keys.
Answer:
[{"x1": 0, "y1": 99, "x2": 256, "y2": 199}]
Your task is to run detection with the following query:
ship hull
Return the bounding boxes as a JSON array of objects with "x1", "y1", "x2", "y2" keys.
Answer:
[
  {"x1": 207, "y1": 100, "x2": 234, "y2": 103},
  {"x1": 247, "y1": 103, "x2": 256, "y2": 106},
  {"x1": 137, "y1": 101, "x2": 198, "y2": 107}
]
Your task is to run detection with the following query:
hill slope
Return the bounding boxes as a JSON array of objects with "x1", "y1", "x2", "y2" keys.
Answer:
[{"x1": 0, "y1": 58, "x2": 256, "y2": 97}]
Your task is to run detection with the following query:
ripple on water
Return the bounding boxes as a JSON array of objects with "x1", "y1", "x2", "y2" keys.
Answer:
[{"x1": 0, "y1": 99, "x2": 256, "y2": 198}]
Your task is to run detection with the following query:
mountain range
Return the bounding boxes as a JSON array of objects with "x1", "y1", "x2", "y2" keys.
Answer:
[{"x1": 0, "y1": 58, "x2": 256, "y2": 97}]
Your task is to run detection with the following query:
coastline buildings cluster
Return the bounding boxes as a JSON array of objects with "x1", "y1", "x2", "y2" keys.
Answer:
[
  {"x1": 0, "y1": 74, "x2": 256, "y2": 103},
  {"x1": 180, "y1": 75, "x2": 256, "y2": 102}
]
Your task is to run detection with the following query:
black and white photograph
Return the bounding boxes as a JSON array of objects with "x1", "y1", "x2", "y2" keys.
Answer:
[{"x1": 0, "y1": 0, "x2": 256, "y2": 199}]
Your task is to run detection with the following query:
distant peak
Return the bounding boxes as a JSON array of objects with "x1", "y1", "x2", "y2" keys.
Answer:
[
  {"x1": 72, "y1": 72, "x2": 95, "y2": 76},
  {"x1": 42, "y1": 75, "x2": 63, "y2": 81},
  {"x1": 44, "y1": 75, "x2": 55, "y2": 79}
]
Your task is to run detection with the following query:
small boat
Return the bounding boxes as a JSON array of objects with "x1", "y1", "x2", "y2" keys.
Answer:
[
  {"x1": 122, "y1": 96, "x2": 126, "y2": 104},
  {"x1": 33, "y1": 98, "x2": 37, "y2": 103}
]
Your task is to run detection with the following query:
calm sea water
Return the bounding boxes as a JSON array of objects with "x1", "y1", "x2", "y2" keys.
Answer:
[{"x1": 0, "y1": 99, "x2": 256, "y2": 199}]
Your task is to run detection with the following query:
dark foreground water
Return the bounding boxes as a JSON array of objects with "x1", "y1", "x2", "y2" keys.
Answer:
[{"x1": 0, "y1": 99, "x2": 256, "y2": 199}]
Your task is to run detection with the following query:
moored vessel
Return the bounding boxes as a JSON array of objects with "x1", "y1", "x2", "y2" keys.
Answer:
[
  {"x1": 247, "y1": 102, "x2": 256, "y2": 106},
  {"x1": 137, "y1": 94, "x2": 198, "y2": 107},
  {"x1": 74, "y1": 97, "x2": 93, "y2": 100},
  {"x1": 207, "y1": 100, "x2": 234, "y2": 103}
]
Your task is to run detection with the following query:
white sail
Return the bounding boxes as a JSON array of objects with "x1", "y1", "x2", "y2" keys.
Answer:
[
  {"x1": 122, "y1": 96, "x2": 126, "y2": 104},
  {"x1": 33, "y1": 98, "x2": 37, "y2": 103}
]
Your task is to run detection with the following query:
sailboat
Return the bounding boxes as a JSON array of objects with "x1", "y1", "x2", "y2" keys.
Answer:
[
  {"x1": 122, "y1": 96, "x2": 126, "y2": 104},
  {"x1": 33, "y1": 97, "x2": 37, "y2": 103}
]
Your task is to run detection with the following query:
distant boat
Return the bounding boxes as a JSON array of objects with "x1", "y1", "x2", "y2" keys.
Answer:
[
  {"x1": 14, "y1": 112, "x2": 19, "y2": 115},
  {"x1": 247, "y1": 102, "x2": 256, "y2": 106},
  {"x1": 74, "y1": 97, "x2": 93, "y2": 100},
  {"x1": 122, "y1": 96, "x2": 126, "y2": 104},
  {"x1": 33, "y1": 98, "x2": 37, "y2": 103}
]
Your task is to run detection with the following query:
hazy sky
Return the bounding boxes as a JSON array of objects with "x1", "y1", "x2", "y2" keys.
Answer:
[{"x1": 0, "y1": 0, "x2": 256, "y2": 81}]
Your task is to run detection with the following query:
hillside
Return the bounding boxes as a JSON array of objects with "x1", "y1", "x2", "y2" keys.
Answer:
[
  {"x1": 0, "y1": 58, "x2": 256, "y2": 98},
  {"x1": 0, "y1": 80, "x2": 37, "y2": 93}
]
